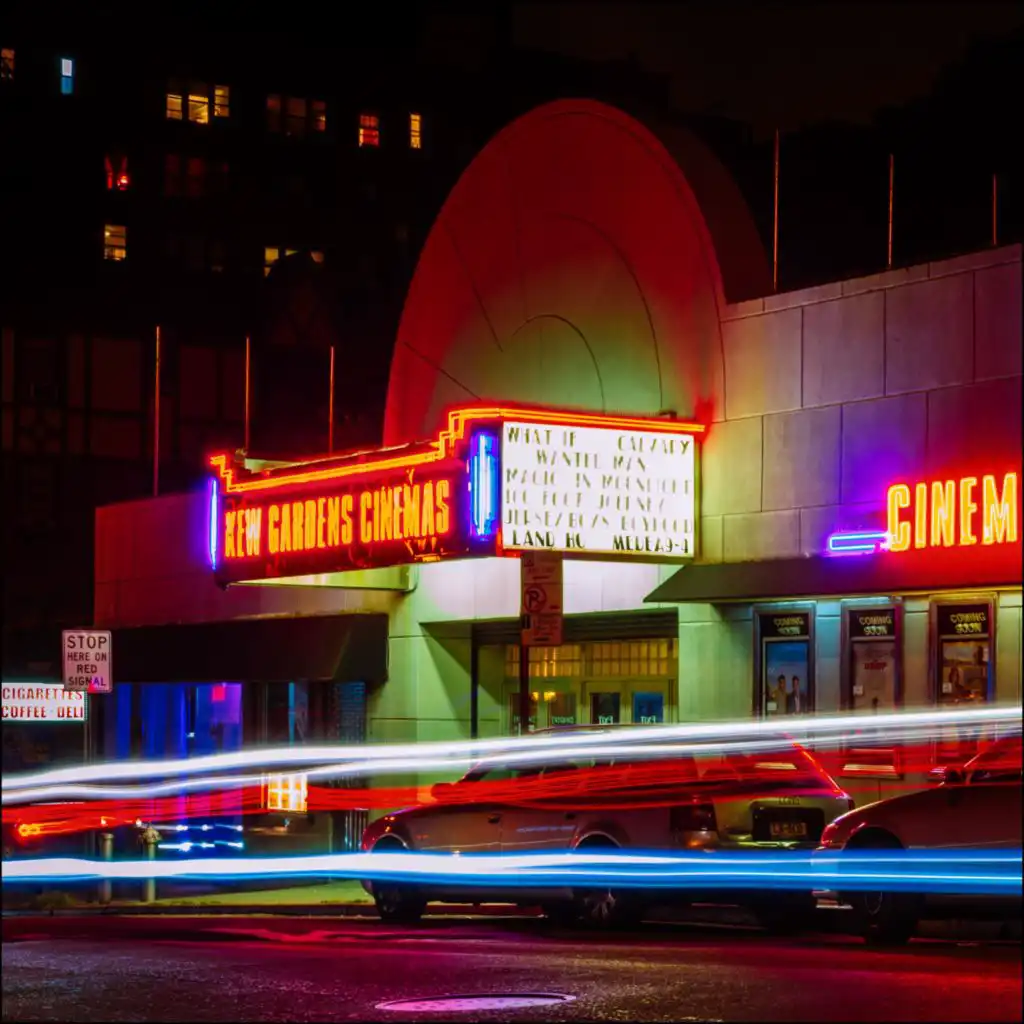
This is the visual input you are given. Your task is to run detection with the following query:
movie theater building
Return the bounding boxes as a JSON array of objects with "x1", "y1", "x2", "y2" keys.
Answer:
[{"x1": 92, "y1": 101, "x2": 1021, "y2": 823}]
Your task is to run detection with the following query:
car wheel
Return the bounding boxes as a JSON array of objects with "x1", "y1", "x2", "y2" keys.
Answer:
[
  {"x1": 373, "y1": 882, "x2": 427, "y2": 924},
  {"x1": 845, "y1": 833, "x2": 921, "y2": 946},
  {"x1": 750, "y1": 892, "x2": 818, "y2": 935},
  {"x1": 370, "y1": 840, "x2": 427, "y2": 924},
  {"x1": 574, "y1": 885, "x2": 644, "y2": 929}
]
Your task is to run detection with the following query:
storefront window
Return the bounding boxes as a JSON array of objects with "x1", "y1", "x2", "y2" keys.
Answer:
[
  {"x1": 509, "y1": 693, "x2": 539, "y2": 732},
  {"x1": 757, "y1": 610, "x2": 814, "y2": 717},
  {"x1": 266, "y1": 681, "x2": 309, "y2": 745},
  {"x1": 497, "y1": 638, "x2": 677, "y2": 732},
  {"x1": 548, "y1": 692, "x2": 577, "y2": 727},
  {"x1": 101, "y1": 683, "x2": 244, "y2": 855}
]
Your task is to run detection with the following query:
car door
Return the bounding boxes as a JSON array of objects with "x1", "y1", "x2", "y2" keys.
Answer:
[
  {"x1": 410, "y1": 766, "x2": 512, "y2": 856},
  {"x1": 499, "y1": 762, "x2": 585, "y2": 855}
]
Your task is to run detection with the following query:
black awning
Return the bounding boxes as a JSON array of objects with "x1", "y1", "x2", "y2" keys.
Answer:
[
  {"x1": 646, "y1": 544, "x2": 1023, "y2": 604},
  {"x1": 110, "y1": 614, "x2": 388, "y2": 685}
]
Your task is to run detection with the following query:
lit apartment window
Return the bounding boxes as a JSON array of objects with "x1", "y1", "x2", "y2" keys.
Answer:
[
  {"x1": 311, "y1": 99, "x2": 326, "y2": 132},
  {"x1": 267, "y1": 94, "x2": 281, "y2": 132},
  {"x1": 60, "y1": 57, "x2": 74, "y2": 95},
  {"x1": 105, "y1": 155, "x2": 130, "y2": 191},
  {"x1": 358, "y1": 113, "x2": 380, "y2": 147},
  {"x1": 188, "y1": 85, "x2": 210, "y2": 124},
  {"x1": 263, "y1": 246, "x2": 299, "y2": 276},
  {"x1": 104, "y1": 225, "x2": 127, "y2": 261},
  {"x1": 285, "y1": 96, "x2": 306, "y2": 137},
  {"x1": 166, "y1": 90, "x2": 183, "y2": 120},
  {"x1": 1, "y1": 48, "x2": 14, "y2": 81},
  {"x1": 409, "y1": 112, "x2": 422, "y2": 149},
  {"x1": 213, "y1": 84, "x2": 230, "y2": 118}
]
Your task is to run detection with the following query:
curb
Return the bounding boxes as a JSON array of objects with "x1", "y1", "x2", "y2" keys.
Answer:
[
  {"x1": 3, "y1": 902, "x2": 529, "y2": 919},
  {"x1": 4, "y1": 905, "x2": 1018, "y2": 943}
]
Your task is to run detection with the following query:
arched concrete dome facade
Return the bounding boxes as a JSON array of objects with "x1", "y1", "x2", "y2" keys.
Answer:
[{"x1": 384, "y1": 99, "x2": 770, "y2": 446}]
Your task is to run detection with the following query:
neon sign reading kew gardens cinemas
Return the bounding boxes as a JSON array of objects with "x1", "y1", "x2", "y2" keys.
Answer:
[
  {"x1": 887, "y1": 471, "x2": 1019, "y2": 552},
  {"x1": 209, "y1": 407, "x2": 705, "y2": 584}
]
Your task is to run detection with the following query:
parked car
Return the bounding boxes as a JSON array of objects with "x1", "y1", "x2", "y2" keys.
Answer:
[
  {"x1": 816, "y1": 731, "x2": 1022, "y2": 945},
  {"x1": 361, "y1": 728, "x2": 854, "y2": 929}
]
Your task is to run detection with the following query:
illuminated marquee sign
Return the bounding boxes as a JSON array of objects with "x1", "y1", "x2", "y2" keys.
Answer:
[
  {"x1": 887, "y1": 471, "x2": 1019, "y2": 552},
  {"x1": 210, "y1": 407, "x2": 705, "y2": 584},
  {"x1": 2, "y1": 684, "x2": 87, "y2": 723},
  {"x1": 501, "y1": 420, "x2": 698, "y2": 558}
]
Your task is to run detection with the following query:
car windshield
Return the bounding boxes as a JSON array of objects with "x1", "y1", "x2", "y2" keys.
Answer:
[
  {"x1": 965, "y1": 736, "x2": 1023, "y2": 784},
  {"x1": 700, "y1": 744, "x2": 829, "y2": 787}
]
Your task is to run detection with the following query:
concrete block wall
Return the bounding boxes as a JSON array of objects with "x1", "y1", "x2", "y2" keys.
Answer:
[
  {"x1": 705, "y1": 244, "x2": 1022, "y2": 564},
  {"x1": 684, "y1": 243, "x2": 1023, "y2": 730}
]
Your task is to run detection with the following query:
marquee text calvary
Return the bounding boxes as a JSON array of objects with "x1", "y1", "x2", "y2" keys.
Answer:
[{"x1": 223, "y1": 477, "x2": 453, "y2": 560}]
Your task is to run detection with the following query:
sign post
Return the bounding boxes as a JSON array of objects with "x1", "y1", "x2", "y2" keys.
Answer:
[
  {"x1": 62, "y1": 630, "x2": 113, "y2": 694},
  {"x1": 519, "y1": 553, "x2": 563, "y2": 735}
]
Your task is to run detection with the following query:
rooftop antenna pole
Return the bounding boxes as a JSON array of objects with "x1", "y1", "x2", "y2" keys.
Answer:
[
  {"x1": 244, "y1": 336, "x2": 251, "y2": 451},
  {"x1": 992, "y1": 173, "x2": 999, "y2": 247},
  {"x1": 887, "y1": 153, "x2": 894, "y2": 270},
  {"x1": 328, "y1": 346, "x2": 336, "y2": 454},
  {"x1": 772, "y1": 128, "x2": 780, "y2": 292},
  {"x1": 152, "y1": 325, "x2": 161, "y2": 497}
]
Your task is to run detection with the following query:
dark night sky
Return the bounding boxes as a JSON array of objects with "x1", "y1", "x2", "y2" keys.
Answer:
[{"x1": 504, "y1": 1, "x2": 1024, "y2": 137}]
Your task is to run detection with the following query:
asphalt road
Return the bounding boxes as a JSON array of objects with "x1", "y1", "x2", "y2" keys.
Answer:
[{"x1": 3, "y1": 917, "x2": 1021, "y2": 1023}]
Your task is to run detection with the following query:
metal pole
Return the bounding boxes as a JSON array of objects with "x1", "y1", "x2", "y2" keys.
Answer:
[
  {"x1": 772, "y1": 128, "x2": 780, "y2": 292},
  {"x1": 518, "y1": 641, "x2": 531, "y2": 736},
  {"x1": 887, "y1": 153, "x2": 894, "y2": 270},
  {"x1": 992, "y1": 173, "x2": 999, "y2": 247},
  {"x1": 143, "y1": 839, "x2": 156, "y2": 904},
  {"x1": 328, "y1": 345, "x2": 336, "y2": 454},
  {"x1": 99, "y1": 832, "x2": 113, "y2": 905},
  {"x1": 152, "y1": 325, "x2": 161, "y2": 497},
  {"x1": 244, "y1": 335, "x2": 251, "y2": 450}
]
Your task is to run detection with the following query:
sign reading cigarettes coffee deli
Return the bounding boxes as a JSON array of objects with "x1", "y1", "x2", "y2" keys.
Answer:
[{"x1": 210, "y1": 407, "x2": 704, "y2": 585}]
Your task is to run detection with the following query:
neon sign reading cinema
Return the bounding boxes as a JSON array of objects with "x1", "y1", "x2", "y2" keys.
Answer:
[
  {"x1": 887, "y1": 471, "x2": 1019, "y2": 552},
  {"x1": 209, "y1": 406, "x2": 705, "y2": 585}
]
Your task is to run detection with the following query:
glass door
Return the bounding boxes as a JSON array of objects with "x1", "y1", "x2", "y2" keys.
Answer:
[
  {"x1": 584, "y1": 683, "x2": 624, "y2": 725},
  {"x1": 629, "y1": 683, "x2": 669, "y2": 725}
]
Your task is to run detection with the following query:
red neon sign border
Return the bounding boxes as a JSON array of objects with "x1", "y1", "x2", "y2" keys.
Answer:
[{"x1": 210, "y1": 405, "x2": 706, "y2": 496}]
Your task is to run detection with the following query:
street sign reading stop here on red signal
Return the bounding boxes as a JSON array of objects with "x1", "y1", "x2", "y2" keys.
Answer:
[{"x1": 62, "y1": 629, "x2": 113, "y2": 693}]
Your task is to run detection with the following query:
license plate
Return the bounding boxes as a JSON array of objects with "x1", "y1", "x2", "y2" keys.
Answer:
[{"x1": 769, "y1": 820, "x2": 807, "y2": 839}]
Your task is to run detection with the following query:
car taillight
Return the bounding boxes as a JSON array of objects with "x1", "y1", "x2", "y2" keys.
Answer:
[{"x1": 670, "y1": 803, "x2": 716, "y2": 833}]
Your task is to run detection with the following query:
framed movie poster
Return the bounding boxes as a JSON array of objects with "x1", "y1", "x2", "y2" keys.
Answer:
[
  {"x1": 931, "y1": 599, "x2": 995, "y2": 765},
  {"x1": 756, "y1": 608, "x2": 814, "y2": 718},
  {"x1": 839, "y1": 604, "x2": 903, "y2": 778}
]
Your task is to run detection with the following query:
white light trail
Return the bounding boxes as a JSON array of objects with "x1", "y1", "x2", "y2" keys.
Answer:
[{"x1": 4, "y1": 705, "x2": 1016, "y2": 797}]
